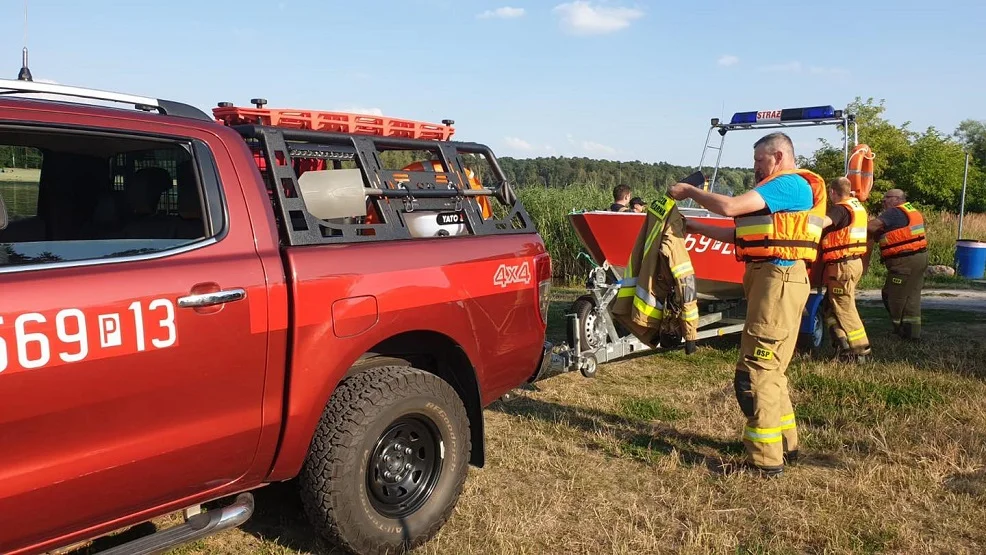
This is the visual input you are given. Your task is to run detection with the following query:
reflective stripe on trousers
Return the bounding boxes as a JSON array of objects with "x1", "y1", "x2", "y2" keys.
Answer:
[{"x1": 744, "y1": 413, "x2": 796, "y2": 444}]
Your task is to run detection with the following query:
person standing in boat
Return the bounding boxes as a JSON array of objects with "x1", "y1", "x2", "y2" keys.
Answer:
[
  {"x1": 668, "y1": 132, "x2": 827, "y2": 478},
  {"x1": 629, "y1": 197, "x2": 646, "y2": 213},
  {"x1": 819, "y1": 177, "x2": 871, "y2": 362}
]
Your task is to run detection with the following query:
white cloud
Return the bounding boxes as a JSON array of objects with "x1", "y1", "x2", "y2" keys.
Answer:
[
  {"x1": 567, "y1": 134, "x2": 616, "y2": 156},
  {"x1": 334, "y1": 106, "x2": 385, "y2": 116},
  {"x1": 552, "y1": 1, "x2": 644, "y2": 36},
  {"x1": 809, "y1": 65, "x2": 850, "y2": 77},
  {"x1": 718, "y1": 54, "x2": 739, "y2": 67},
  {"x1": 581, "y1": 140, "x2": 617, "y2": 155},
  {"x1": 505, "y1": 136, "x2": 535, "y2": 150},
  {"x1": 478, "y1": 6, "x2": 525, "y2": 19},
  {"x1": 760, "y1": 61, "x2": 802, "y2": 72}
]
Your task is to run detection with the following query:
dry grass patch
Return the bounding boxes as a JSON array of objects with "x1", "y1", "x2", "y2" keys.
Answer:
[{"x1": 67, "y1": 291, "x2": 986, "y2": 554}]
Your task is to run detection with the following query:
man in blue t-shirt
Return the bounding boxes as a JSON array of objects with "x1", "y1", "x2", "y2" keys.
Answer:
[{"x1": 668, "y1": 132, "x2": 817, "y2": 479}]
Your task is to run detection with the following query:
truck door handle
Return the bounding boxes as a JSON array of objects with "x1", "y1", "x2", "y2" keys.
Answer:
[{"x1": 178, "y1": 288, "x2": 247, "y2": 308}]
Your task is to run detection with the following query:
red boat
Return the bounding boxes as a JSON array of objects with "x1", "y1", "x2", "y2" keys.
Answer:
[
  {"x1": 545, "y1": 104, "x2": 861, "y2": 377},
  {"x1": 567, "y1": 207, "x2": 823, "y2": 301}
]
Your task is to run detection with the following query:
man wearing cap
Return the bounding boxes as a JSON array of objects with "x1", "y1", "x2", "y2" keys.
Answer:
[{"x1": 867, "y1": 188, "x2": 928, "y2": 340}]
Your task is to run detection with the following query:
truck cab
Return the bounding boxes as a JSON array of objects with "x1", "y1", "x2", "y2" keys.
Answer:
[{"x1": 0, "y1": 78, "x2": 558, "y2": 555}]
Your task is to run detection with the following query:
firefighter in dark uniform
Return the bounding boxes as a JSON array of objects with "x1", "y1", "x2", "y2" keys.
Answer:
[
  {"x1": 669, "y1": 132, "x2": 826, "y2": 478},
  {"x1": 866, "y1": 188, "x2": 928, "y2": 340},
  {"x1": 610, "y1": 184, "x2": 632, "y2": 212}
]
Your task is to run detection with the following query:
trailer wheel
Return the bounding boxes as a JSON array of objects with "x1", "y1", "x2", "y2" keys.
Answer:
[
  {"x1": 796, "y1": 307, "x2": 825, "y2": 357},
  {"x1": 568, "y1": 295, "x2": 607, "y2": 351},
  {"x1": 299, "y1": 365, "x2": 470, "y2": 555}
]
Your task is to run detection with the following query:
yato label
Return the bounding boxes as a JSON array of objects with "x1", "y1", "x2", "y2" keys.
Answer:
[
  {"x1": 493, "y1": 262, "x2": 532, "y2": 288},
  {"x1": 436, "y1": 211, "x2": 466, "y2": 225}
]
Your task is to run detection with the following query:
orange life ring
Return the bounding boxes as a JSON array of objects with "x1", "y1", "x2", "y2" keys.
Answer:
[
  {"x1": 365, "y1": 159, "x2": 492, "y2": 224},
  {"x1": 847, "y1": 143, "x2": 875, "y2": 201}
]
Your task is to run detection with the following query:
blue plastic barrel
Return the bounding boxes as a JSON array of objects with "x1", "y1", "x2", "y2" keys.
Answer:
[{"x1": 955, "y1": 239, "x2": 986, "y2": 279}]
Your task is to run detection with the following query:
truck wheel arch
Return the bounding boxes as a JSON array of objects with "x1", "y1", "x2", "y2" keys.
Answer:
[{"x1": 347, "y1": 331, "x2": 486, "y2": 468}]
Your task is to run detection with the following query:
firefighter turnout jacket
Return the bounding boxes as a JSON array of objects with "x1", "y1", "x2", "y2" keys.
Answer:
[
  {"x1": 821, "y1": 197, "x2": 868, "y2": 262},
  {"x1": 612, "y1": 194, "x2": 699, "y2": 349}
]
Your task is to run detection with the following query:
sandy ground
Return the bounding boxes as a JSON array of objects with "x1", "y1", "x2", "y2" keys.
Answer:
[{"x1": 857, "y1": 288, "x2": 986, "y2": 312}]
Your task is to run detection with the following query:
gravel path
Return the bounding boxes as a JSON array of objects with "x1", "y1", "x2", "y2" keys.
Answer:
[{"x1": 856, "y1": 289, "x2": 986, "y2": 312}]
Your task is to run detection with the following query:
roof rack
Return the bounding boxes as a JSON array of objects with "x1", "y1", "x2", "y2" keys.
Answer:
[
  {"x1": 213, "y1": 100, "x2": 456, "y2": 140},
  {"x1": 0, "y1": 78, "x2": 212, "y2": 121}
]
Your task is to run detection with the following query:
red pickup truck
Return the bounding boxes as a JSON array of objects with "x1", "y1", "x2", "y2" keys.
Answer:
[{"x1": 0, "y1": 78, "x2": 564, "y2": 555}]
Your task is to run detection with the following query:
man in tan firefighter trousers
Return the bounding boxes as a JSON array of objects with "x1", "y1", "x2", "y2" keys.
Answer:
[
  {"x1": 820, "y1": 177, "x2": 871, "y2": 361},
  {"x1": 612, "y1": 194, "x2": 699, "y2": 354},
  {"x1": 866, "y1": 189, "x2": 928, "y2": 340},
  {"x1": 670, "y1": 132, "x2": 826, "y2": 477}
]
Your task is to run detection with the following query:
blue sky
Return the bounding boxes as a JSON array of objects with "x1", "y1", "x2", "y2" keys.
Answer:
[{"x1": 1, "y1": 0, "x2": 983, "y2": 168}]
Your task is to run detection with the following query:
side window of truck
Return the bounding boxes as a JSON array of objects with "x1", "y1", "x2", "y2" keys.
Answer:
[{"x1": 0, "y1": 126, "x2": 222, "y2": 269}]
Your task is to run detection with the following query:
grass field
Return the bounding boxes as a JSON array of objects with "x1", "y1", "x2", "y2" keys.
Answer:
[
  {"x1": 0, "y1": 167, "x2": 40, "y2": 219},
  {"x1": 59, "y1": 286, "x2": 984, "y2": 555}
]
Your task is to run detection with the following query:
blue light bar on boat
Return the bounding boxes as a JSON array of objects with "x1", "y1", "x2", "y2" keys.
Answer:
[{"x1": 728, "y1": 105, "x2": 838, "y2": 125}]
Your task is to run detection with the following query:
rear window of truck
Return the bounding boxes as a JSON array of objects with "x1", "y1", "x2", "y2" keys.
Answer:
[{"x1": 0, "y1": 126, "x2": 223, "y2": 270}]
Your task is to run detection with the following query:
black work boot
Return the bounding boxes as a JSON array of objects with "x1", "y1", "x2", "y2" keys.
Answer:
[
  {"x1": 684, "y1": 340, "x2": 697, "y2": 355},
  {"x1": 783, "y1": 450, "x2": 800, "y2": 466},
  {"x1": 752, "y1": 464, "x2": 784, "y2": 478}
]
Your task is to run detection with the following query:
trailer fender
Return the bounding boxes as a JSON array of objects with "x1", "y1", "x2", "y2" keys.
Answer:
[{"x1": 800, "y1": 290, "x2": 825, "y2": 334}]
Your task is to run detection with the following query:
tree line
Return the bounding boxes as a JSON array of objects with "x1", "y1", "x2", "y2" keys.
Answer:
[
  {"x1": 496, "y1": 157, "x2": 756, "y2": 199},
  {"x1": 798, "y1": 97, "x2": 986, "y2": 214},
  {"x1": 0, "y1": 146, "x2": 42, "y2": 169},
  {"x1": 495, "y1": 97, "x2": 986, "y2": 215}
]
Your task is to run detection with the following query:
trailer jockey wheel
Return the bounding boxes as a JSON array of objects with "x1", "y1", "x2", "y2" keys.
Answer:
[
  {"x1": 579, "y1": 354, "x2": 598, "y2": 378},
  {"x1": 569, "y1": 295, "x2": 607, "y2": 352}
]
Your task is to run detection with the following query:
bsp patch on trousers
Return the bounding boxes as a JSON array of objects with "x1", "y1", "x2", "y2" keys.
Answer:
[{"x1": 753, "y1": 347, "x2": 774, "y2": 360}]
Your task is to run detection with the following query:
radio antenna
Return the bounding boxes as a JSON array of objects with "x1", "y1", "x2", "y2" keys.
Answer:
[{"x1": 17, "y1": 0, "x2": 33, "y2": 81}]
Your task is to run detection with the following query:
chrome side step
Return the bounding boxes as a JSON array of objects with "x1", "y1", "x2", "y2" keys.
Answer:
[{"x1": 97, "y1": 493, "x2": 254, "y2": 555}]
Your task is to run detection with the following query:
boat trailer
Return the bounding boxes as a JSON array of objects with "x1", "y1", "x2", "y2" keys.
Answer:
[{"x1": 536, "y1": 104, "x2": 864, "y2": 380}]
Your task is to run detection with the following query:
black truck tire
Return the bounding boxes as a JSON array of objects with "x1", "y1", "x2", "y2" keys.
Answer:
[{"x1": 299, "y1": 365, "x2": 471, "y2": 555}]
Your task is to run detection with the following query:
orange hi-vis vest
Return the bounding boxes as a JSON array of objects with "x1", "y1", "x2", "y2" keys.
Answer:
[
  {"x1": 878, "y1": 202, "x2": 927, "y2": 260},
  {"x1": 820, "y1": 197, "x2": 868, "y2": 262},
  {"x1": 734, "y1": 169, "x2": 827, "y2": 263}
]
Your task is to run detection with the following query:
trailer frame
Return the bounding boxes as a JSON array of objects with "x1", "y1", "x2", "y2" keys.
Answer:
[{"x1": 538, "y1": 105, "x2": 855, "y2": 380}]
